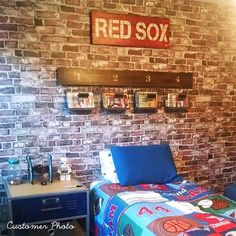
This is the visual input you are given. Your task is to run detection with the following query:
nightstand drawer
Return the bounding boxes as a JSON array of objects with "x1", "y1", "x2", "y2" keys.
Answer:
[{"x1": 11, "y1": 192, "x2": 87, "y2": 224}]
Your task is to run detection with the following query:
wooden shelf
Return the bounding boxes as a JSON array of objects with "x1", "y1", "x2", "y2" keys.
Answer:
[
  {"x1": 57, "y1": 68, "x2": 193, "y2": 88},
  {"x1": 164, "y1": 106, "x2": 188, "y2": 112},
  {"x1": 103, "y1": 108, "x2": 127, "y2": 113}
]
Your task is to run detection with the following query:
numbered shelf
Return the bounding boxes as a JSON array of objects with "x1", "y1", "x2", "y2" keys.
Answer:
[
  {"x1": 102, "y1": 92, "x2": 129, "y2": 111},
  {"x1": 66, "y1": 91, "x2": 95, "y2": 110},
  {"x1": 134, "y1": 92, "x2": 158, "y2": 111},
  {"x1": 164, "y1": 93, "x2": 188, "y2": 112}
]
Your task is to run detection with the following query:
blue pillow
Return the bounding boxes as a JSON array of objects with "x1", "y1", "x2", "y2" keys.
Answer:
[{"x1": 110, "y1": 144, "x2": 179, "y2": 186}]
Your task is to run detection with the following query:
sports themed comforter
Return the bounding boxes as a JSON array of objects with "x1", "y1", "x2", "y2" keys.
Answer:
[{"x1": 90, "y1": 180, "x2": 236, "y2": 236}]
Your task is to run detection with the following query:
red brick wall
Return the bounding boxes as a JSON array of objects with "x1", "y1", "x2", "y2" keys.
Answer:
[{"x1": 0, "y1": 0, "x2": 236, "y2": 191}]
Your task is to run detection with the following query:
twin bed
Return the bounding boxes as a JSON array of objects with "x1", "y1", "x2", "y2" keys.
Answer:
[{"x1": 90, "y1": 144, "x2": 236, "y2": 236}]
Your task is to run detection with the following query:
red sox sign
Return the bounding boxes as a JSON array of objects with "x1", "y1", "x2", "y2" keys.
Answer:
[{"x1": 91, "y1": 11, "x2": 170, "y2": 49}]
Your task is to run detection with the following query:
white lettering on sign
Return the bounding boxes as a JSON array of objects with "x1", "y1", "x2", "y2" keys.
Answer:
[
  {"x1": 95, "y1": 18, "x2": 168, "y2": 42},
  {"x1": 136, "y1": 22, "x2": 169, "y2": 42},
  {"x1": 120, "y1": 20, "x2": 131, "y2": 39},
  {"x1": 147, "y1": 23, "x2": 159, "y2": 41},
  {"x1": 136, "y1": 22, "x2": 146, "y2": 40},
  {"x1": 95, "y1": 18, "x2": 131, "y2": 40},
  {"x1": 109, "y1": 19, "x2": 119, "y2": 39},
  {"x1": 92, "y1": 11, "x2": 170, "y2": 48},
  {"x1": 95, "y1": 18, "x2": 107, "y2": 38},
  {"x1": 159, "y1": 24, "x2": 169, "y2": 42}
]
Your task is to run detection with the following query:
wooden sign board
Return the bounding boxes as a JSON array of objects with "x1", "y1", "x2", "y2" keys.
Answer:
[
  {"x1": 57, "y1": 68, "x2": 193, "y2": 89},
  {"x1": 91, "y1": 11, "x2": 170, "y2": 49}
]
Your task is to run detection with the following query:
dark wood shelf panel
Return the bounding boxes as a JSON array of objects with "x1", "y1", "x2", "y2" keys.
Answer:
[
  {"x1": 102, "y1": 108, "x2": 127, "y2": 112},
  {"x1": 69, "y1": 107, "x2": 95, "y2": 111},
  {"x1": 134, "y1": 108, "x2": 157, "y2": 113},
  {"x1": 57, "y1": 68, "x2": 193, "y2": 88},
  {"x1": 135, "y1": 107, "x2": 157, "y2": 110},
  {"x1": 164, "y1": 106, "x2": 188, "y2": 112}
]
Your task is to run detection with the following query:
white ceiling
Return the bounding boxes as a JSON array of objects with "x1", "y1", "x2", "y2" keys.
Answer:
[{"x1": 203, "y1": 0, "x2": 236, "y2": 6}]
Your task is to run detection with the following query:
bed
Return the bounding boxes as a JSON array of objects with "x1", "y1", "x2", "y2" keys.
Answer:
[{"x1": 90, "y1": 144, "x2": 236, "y2": 236}]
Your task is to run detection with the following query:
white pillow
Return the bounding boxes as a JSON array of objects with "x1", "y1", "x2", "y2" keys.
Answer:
[{"x1": 99, "y1": 150, "x2": 119, "y2": 183}]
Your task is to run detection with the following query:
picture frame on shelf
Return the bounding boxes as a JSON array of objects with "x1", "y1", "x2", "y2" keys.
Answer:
[
  {"x1": 164, "y1": 93, "x2": 188, "y2": 112},
  {"x1": 66, "y1": 91, "x2": 95, "y2": 110},
  {"x1": 102, "y1": 92, "x2": 129, "y2": 112},
  {"x1": 134, "y1": 92, "x2": 158, "y2": 111}
]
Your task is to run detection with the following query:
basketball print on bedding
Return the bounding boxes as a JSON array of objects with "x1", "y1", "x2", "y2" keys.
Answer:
[{"x1": 147, "y1": 216, "x2": 200, "y2": 236}]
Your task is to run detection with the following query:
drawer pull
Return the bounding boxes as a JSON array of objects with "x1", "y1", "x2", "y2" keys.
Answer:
[
  {"x1": 41, "y1": 206, "x2": 63, "y2": 212},
  {"x1": 176, "y1": 76, "x2": 180, "y2": 83},
  {"x1": 42, "y1": 197, "x2": 60, "y2": 204}
]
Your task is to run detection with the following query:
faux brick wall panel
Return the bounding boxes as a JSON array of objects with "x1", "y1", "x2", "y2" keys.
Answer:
[{"x1": 0, "y1": 0, "x2": 235, "y2": 191}]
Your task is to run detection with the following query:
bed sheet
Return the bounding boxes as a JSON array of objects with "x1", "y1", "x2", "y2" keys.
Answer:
[{"x1": 90, "y1": 180, "x2": 236, "y2": 236}]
